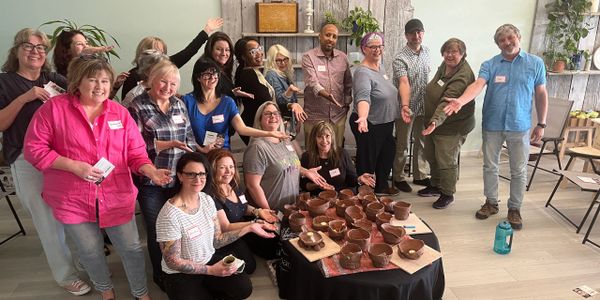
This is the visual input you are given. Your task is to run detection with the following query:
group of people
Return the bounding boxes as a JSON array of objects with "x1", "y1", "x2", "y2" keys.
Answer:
[{"x1": 0, "y1": 13, "x2": 547, "y2": 300}]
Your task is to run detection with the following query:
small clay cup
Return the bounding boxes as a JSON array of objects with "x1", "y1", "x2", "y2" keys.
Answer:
[
  {"x1": 380, "y1": 223, "x2": 406, "y2": 245},
  {"x1": 375, "y1": 212, "x2": 393, "y2": 231},
  {"x1": 369, "y1": 243, "x2": 393, "y2": 268},
  {"x1": 299, "y1": 231, "x2": 323, "y2": 247},
  {"x1": 283, "y1": 203, "x2": 298, "y2": 220},
  {"x1": 289, "y1": 212, "x2": 306, "y2": 233},
  {"x1": 346, "y1": 228, "x2": 371, "y2": 251},
  {"x1": 319, "y1": 190, "x2": 338, "y2": 207},
  {"x1": 351, "y1": 218, "x2": 373, "y2": 232},
  {"x1": 340, "y1": 188, "x2": 355, "y2": 197},
  {"x1": 360, "y1": 194, "x2": 378, "y2": 209},
  {"x1": 335, "y1": 198, "x2": 355, "y2": 218},
  {"x1": 307, "y1": 198, "x2": 329, "y2": 217},
  {"x1": 344, "y1": 205, "x2": 366, "y2": 225},
  {"x1": 358, "y1": 185, "x2": 374, "y2": 195},
  {"x1": 338, "y1": 192, "x2": 352, "y2": 202},
  {"x1": 296, "y1": 192, "x2": 311, "y2": 210},
  {"x1": 399, "y1": 238, "x2": 425, "y2": 260},
  {"x1": 379, "y1": 197, "x2": 395, "y2": 213},
  {"x1": 339, "y1": 243, "x2": 362, "y2": 270},
  {"x1": 328, "y1": 219, "x2": 347, "y2": 241},
  {"x1": 366, "y1": 202, "x2": 385, "y2": 222},
  {"x1": 312, "y1": 215, "x2": 332, "y2": 232},
  {"x1": 393, "y1": 201, "x2": 412, "y2": 221}
]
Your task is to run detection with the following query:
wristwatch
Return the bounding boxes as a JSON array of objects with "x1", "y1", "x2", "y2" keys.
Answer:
[{"x1": 536, "y1": 123, "x2": 547, "y2": 128}]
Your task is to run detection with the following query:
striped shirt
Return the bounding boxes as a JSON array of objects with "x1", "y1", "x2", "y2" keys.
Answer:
[{"x1": 392, "y1": 45, "x2": 431, "y2": 116}]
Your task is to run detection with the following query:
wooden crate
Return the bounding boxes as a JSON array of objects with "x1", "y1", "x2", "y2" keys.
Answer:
[{"x1": 256, "y1": 2, "x2": 298, "y2": 33}]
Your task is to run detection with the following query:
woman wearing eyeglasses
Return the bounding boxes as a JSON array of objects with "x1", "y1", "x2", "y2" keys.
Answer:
[
  {"x1": 234, "y1": 37, "x2": 276, "y2": 145},
  {"x1": 350, "y1": 32, "x2": 400, "y2": 196},
  {"x1": 182, "y1": 58, "x2": 286, "y2": 152},
  {"x1": 0, "y1": 28, "x2": 92, "y2": 296},
  {"x1": 156, "y1": 152, "x2": 274, "y2": 300},
  {"x1": 24, "y1": 55, "x2": 172, "y2": 300}
]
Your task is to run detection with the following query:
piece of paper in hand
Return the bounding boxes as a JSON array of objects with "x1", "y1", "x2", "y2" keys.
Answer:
[
  {"x1": 93, "y1": 157, "x2": 115, "y2": 184},
  {"x1": 43, "y1": 81, "x2": 66, "y2": 98},
  {"x1": 204, "y1": 131, "x2": 218, "y2": 146}
]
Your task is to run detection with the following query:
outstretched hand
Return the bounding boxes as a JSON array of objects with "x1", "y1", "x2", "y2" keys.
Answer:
[{"x1": 422, "y1": 122, "x2": 436, "y2": 136}]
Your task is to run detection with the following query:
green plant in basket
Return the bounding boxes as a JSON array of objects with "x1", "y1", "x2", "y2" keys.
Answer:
[{"x1": 341, "y1": 7, "x2": 380, "y2": 46}]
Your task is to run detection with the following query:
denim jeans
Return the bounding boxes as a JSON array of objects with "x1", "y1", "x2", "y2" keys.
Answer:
[
  {"x1": 11, "y1": 154, "x2": 79, "y2": 286},
  {"x1": 64, "y1": 219, "x2": 148, "y2": 298},
  {"x1": 482, "y1": 130, "x2": 529, "y2": 209}
]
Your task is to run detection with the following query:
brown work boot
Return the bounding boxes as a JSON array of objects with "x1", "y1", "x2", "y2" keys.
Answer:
[
  {"x1": 475, "y1": 202, "x2": 499, "y2": 219},
  {"x1": 507, "y1": 208, "x2": 523, "y2": 230}
]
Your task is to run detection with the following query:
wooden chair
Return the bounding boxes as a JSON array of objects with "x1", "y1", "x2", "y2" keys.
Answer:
[{"x1": 0, "y1": 169, "x2": 26, "y2": 245}]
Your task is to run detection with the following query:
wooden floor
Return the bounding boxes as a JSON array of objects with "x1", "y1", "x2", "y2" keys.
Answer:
[{"x1": 2, "y1": 155, "x2": 600, "y2": 299}]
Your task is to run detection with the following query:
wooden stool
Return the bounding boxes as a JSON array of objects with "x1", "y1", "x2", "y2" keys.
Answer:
[{"x1": 559, "y1": 126, "x2": 594, "y2": 160}]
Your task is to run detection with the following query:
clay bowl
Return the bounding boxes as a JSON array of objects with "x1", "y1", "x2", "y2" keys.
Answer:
[
  {"x1": 366, "y1": 202, "x2": 385, "y2": 222},
  {"x1": 398, "y1": 238, "x2": 425, "y2": 260},
  {"x1": 307, "y1": 198, "x2": 329, "y2": 217},
  {"x1": 328, "y1": 220, "x2": 347, "y2": 241},
  {"x1": 289, "y1": 212, "x2": 306, "y2": 233},
  {"x1": 361, "y1": 194, "x2": 378, "y2": 210},
  {"x1": 335, "y1": 198, "x2": 355, "y2": 218},
  {"x1": 296, "y1": 192, "x2": 311, "y2": 210},
  {"x1": 339, "y1": 243, "x2": 362, "y2": 270},
  {"x1": 346, "y1": 228, "x2": 371, "y2": 251},
  {"x1": 319, "y1": 190, "x2": 338, "y2": 207},
  {"x1": 299, "y1": 231, "x2": 324, "y2": 247},
  {"x1": 393, "y1": 201, "x2": 412, "y2": 221},
  {"x1": 283, "y1": 203, "x2": 298, "y2": 220},
  {"x1": 369, "y1": 243, "x2": 393, "y2": 268},
  {"x1": 312, "y1": 215, "x2": 333, "y2": 232},
  {"x1": 338, "y1": 192, "x2": 353, "y2": 202},
  {"x1": 358, "y1": 184, "x2": 374, "y2": 195},
  {"x1": 344, "y1": 205, "x2": 366, "y2": 224},
  {"x1": 380, "y1": 223, "x2": 406, "y2": 245},
  {"x1": 379, "y1": 197, "x2": 395, "y2": 213},
  {"x1": 375, "y1": 212, "x2": 393, "y2": 231},
  {"x1": 340, "y1": 188, "x2": 355, "y2": 197},
  {"x1": 351, "y1": 218, "x2": 373, "y2": 232}
]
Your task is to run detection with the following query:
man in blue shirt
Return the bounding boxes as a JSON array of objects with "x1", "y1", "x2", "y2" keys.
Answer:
[{"x1": 444, "y1": 24, "x2": 548, "y2": 230}]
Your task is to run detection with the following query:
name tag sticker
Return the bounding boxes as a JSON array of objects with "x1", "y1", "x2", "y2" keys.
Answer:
[
  {"x1": 186, "y1": 225, "x2": 201, "y2": 240},
  {"x1": 239, "y1": 195, "x2": 248, "y2": 204},
  {"x1": 329, "y1": 168, "x2": 341, "y2": 177},
  {"x1": 317, "y1": 65, "x2": 327, "y2": 72},
  {"x1": 212, "y1": 114, "x2": 225, "y2": 123},
  {"x1": 494, "y1": 76, "x2": 507, "y2": 83},
  {"x1": 172, "y1": 115, "x2": 185, "y2": 124},
  {"x1": 286, "y1": 144, "x2": 295, "y2": 152},
  {"x1": 437, "y1": 79, "x2": 445, "y2": 87},
  {"x1": 383, "y1": 74, "x2": 389, "y2": 80},
  {"x1": 107, "y1": 120, "x2": 123, "y2": 130}
]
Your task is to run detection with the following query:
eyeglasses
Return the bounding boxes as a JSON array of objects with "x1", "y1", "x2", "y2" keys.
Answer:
[
  {"x1": 200, "y1": 72, "x2": 219, "y2": 80},
  {"x1": 181, "y1": 171, "x2": 207, "y2": 179},
  {"x1": 20, "y1": 42, "x2": 48, "y2": 53},
  {"x1": 248, "y1": 46, "x2": 264, "y2": 56},
  {"x1": 262, "y1": 111, "x2": 281, "y2": 118},
  {"x1": 366, "y1": 45, "x2": 384, "y2": 51},
  {"x1": 275, "y1": 57, "x2": 290, "y2": 64},
  {"x1": 79, "y1": 54, "x2": 108, "y2": 62}
]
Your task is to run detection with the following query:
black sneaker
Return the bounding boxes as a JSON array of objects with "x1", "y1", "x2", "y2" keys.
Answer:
[
  {"x1": 394, "y1": 180, "x2": 412, "y2": 192},
  {"x1": 413, "y1": 178, "x2": 432, "y2": 186},
  {"x1": 432, "y1": 194, "x2": 454, "y2": 209},
  {"x1": 417, "y1": 186, "x2": 441, "y2": 197}
]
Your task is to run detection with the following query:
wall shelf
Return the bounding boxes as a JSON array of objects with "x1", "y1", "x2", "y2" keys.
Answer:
[
  {"x1": 547, "y1": 70, "x2": 600, "y2": 76},
  {"x1": 242, "y1": 32, "x2": 352, "y2": 37}
]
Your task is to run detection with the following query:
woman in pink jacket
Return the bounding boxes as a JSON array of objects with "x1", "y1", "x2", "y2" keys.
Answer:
[{"x1": 24, "y1": 55, "x2": 171, "y2": 300}]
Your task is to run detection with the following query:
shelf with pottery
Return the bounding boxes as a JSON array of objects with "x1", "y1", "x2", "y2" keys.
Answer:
[
  {"x1": 241, "y1": 32, "x2": 352, "y2": 37},
  {"x1": 548, "y1": 70, "x2": 600, "y2": 76}
]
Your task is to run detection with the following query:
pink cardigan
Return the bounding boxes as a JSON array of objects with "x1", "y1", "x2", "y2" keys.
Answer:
[{"x1": 24, "y1": 94, "x2": 151, "y2": 227}]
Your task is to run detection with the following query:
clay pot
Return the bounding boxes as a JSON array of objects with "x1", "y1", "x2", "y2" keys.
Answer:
[
  {"x1": 335, "y1": 198, "x2": 355, "y2": 218},
  {"x1": 340, "y1": 188, "x2": 355, "y2": 197},
  {"x1": 393, "y1": 201, "x2": 412, "y2": 221},
  {"x1": 319, "y1": 190, "x2": 338, "y2": 207},
  {"x1": 283, "y1": 203, "x2": 298, "y2": 220},
  {"x1": 361, "y1": 194, "x2": 378, "y2": 210},
  {"x1": 307, "y1": 198, "x2": 329, "y2": 217},
  {"x1": 375, "y1": 212, "x2": 392, "y2": 231},
  {"x1": 358, "y1": 185, "x2": 374, "y2": 195},
  {"x1": 289, "y1": 212, "x2": 306, "y2": 233},
  {"x1": 369, "y1": 243, "x2": 393, "y2": 268},
  {"x1": 312, "y1": 215, "x2": 333, "y2": 232},
  {"x1": 399, "y1": 238, "x2": 425, "y2": 260},
  {"x1": 344, "y1": 205, "x2": 366, "y2": 224},
  {"x1": 299, "y1": 231, "x2": 325, "y2": 250},
  {"x1": 366, "y1": 202, "x2": 385, "y2": 222},
  {"x1": 346, "y1": 228, "x2": 371, "y2": 251},
  {"x1": 379, "y1": 197, "x2": 395, "y2": 213},
  {"x1": 380, "y1": 223, "x2": 406, "y2": 245},
  {"x1": 351, "y1": 218, "x2": 373, "y2": 232},
  {"x1": 339, "y1": 243, "x2": 362, "y2": 270},
  {"x1": 296, "y1": 192, "x2": 311, "y2": 210},
  {"x1": 338, "y1": 192, "x2": 352, "y2": 202},
  {"x1": 328, "y1": 219, "x2": 347, "y2": 241}
]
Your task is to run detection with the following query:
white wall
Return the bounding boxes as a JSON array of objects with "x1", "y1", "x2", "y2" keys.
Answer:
[{"x1": 0, "y1": 0, "x2": 537, "y2": 152}]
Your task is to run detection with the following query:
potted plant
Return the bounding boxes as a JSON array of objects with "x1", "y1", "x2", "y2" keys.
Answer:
[
  {"x1": 38, "y1": 19, "x2": 120, "y2": 60},
  {"x1": 323, "y1": 11, "x2": 339, "y2": 27},
  {"x1": 544, "y1": 0, "x2": 594, "y2": 71},
  {"x1": 341, "y1": 7, "x2": 380, "y2": 46}
]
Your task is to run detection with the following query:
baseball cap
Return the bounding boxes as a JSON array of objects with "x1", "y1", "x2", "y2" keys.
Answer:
[{"x1": 405, "y1": 19, "x2": 424, "y2": 34}]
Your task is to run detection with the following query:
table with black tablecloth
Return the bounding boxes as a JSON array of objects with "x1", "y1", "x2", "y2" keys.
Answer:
[{"x1": 277, "y1": 229, "x2": 445, "y2": 300}]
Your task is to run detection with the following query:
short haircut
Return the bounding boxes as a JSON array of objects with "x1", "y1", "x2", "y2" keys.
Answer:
[
  {"x1": 146, "y1": 60, "x2": 180, "y2": 88},
  {"x1": 133, "y1": 36, "x2": 167, "y2": 65},
  {"x1": 66, "y1": 55, "x2": 115, "y2": 95},
  {"x1": 494, "y1": 24, "x2": 521, "y2": 45},
  {"x1": 2, "y1": 28, "x2": 51, "y2": 73},
  {"x1": 253, "y1": 101, "x2": 285, "y2": 132},
  {"x1": 233, "y1": 36, "x2": 259, "y2": 69},
  {"x1": 440, "y1": 38, "x2": 467, "y2": 59},
  {"x1": 174, "y1": 152, "x2": 212, "y2": 194},
  {"x1": 137, "y1": 49, "x2": 169, "y2": 80}
]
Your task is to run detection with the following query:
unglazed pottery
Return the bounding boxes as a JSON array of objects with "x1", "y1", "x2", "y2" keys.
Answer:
[
  {"x1": 380, "y1": 223, "x2": 406, "y2": 245},
  {"x1": 346, "y1": 228, "x2": 371, "y2": 251},
  {"x1": 307, "y1": 198, "x2": 329, "y2": 217},
  {"x1": 369, "y1": 243, "x2": 393, "y2": 268},
  {"x1": 339, "y1": 243, "x2": 362, "y2": 270},
  {"x1": 328, "y1": 219, "x2": 347, "y2": 241},
  {"x1": 399, "y1": 238, "x2": 425, "y2": 260},
  {"x1": 393, "y1": 201, "x2": 412, "y2": 221}
]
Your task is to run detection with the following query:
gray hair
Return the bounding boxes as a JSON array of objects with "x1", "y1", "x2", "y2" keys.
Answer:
[
  {"x1": 137, "y1": 49, "x2": 169, "y2": 80},
  {"x1": 494, "y1": 24, "x2": 521, "y2": 45}
]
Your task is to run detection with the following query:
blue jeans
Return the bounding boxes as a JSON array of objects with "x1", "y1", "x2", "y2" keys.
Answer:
[
  {"x1": 64, "y1": 219, "x2": 147, "y2": 297},
  {"x1": 482, "y1": 130, "x2": 529, "y2": 209}
]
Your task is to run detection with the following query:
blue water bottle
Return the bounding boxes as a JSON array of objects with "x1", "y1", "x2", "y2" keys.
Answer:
[{"x1": 493, "y1": 221, "x2": 513, "y2": 254}]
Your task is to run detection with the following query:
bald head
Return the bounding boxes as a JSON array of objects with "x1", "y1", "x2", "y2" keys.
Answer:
[{"x1": 319, "y1": 24, "x2": 339, "y2": 54}]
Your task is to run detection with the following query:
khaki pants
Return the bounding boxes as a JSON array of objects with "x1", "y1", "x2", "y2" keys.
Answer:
[
  {"x1": 424, "y1": 133, "x2": 466, "y2": 195},
  {"x1": 393, "y1": 116, "x2": 429, "y2": 182},
  {"x1": 304, "y1": 116, "x2": 347, "y2": 148}
]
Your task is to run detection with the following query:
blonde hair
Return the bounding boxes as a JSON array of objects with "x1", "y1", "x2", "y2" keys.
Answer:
[
  {"x1": 2, "y1": 28, "x2": 51, "y2": 73},
  {"x1": 264, "y1": 44, "x2": 294, "y2": 80},
  {"x1": 147, "y1": 60, "x2": 180, "y2": 90},
  {"x1": 253, "y1": 101, "x2": 285, "y2": 132},
  {"x1": 66, "y1": 56, "x2": 115, "y2": 95},
  {"x1": 133, "y1": 36, "x2": 167, "y2": 65}
]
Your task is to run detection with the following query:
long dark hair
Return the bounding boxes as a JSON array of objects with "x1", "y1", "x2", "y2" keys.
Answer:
[
  {"x1": 191, "y1": 58, "x2": 222, "y2": 103},
  {"x1": 174, "y1": 152, "x2": 212, "y2": 194},
  {"x1": 53, "y1": 29, "x2": 84, "y2": 77},
  {"x1": 201, "y1": 31, "x2": 234, "y2": 79}
]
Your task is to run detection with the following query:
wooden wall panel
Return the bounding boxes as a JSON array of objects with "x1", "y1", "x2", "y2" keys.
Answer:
[{"x1": 222, "y1": 0, "x2": 242, "y2": 42}]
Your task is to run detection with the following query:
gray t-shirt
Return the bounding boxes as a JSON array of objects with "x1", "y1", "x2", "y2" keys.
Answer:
[
  {"x1": 243, "y1": 138, "x2": 300, "y2": 212},
  {"x1": 352, "y1": 65, "x2": 400, "y2": 125},
  {"x1": 156, "y1": 192, "x2": 217, "y2": 274}
]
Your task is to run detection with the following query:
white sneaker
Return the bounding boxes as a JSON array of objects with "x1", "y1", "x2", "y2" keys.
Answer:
[{"x1": 63, "y1": 279, "x2": 91, "y2": 296}]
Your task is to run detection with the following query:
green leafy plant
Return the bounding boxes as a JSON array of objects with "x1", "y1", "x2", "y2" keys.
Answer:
[
  {"x1": 544, "y1": 0, "x2": 594, "y2": 69},
  {"x1": 341, "y1": 7, "x2": 380, "y2": 46},
  {"x1": 38, "y1": 19, "x2": 120, "y2": 60},
  {"x1": 324, "y1": 11, "x2": 339, "y2": 26}
]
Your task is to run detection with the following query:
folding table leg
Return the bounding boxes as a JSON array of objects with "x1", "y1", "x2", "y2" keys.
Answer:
[
  {"x1": 577, "y1": 190, "x2": 600, "y2": 233},
  {"x1": 545, "y1": 174, "x2": 564, "y2": 207},
  {"x1": 583, "y1": 191, "x2": 600, "y2": 247}
]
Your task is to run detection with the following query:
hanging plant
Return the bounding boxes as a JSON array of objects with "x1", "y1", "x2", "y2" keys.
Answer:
[{"x1": 341, "y1": 7, "x2": 380, "y2": 46}]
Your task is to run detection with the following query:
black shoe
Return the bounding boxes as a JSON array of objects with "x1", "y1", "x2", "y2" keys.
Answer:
[
  {"x1": 417, "y1": 186, "x2": 441, "y2": 197},
  {"x1": 413, "y1": 178, "x2": 432, "y2": 186},
  {"x1": 432, "y1": 194, "x2": 454, "y2": 209},
  {"x1": 375, "y1": 186, "x2": 401, "y2": 196},
  {"x1": 153, "y1": 275, "x2": 166, "y2": 293},
  {"x1": 394, "y1": 181, "x2": 412, "y2": 192}
]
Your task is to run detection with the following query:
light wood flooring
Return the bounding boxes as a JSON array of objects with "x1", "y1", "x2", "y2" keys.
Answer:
[{"x1": 2, "y1": 154, "x2": 600, "y2": 299}]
